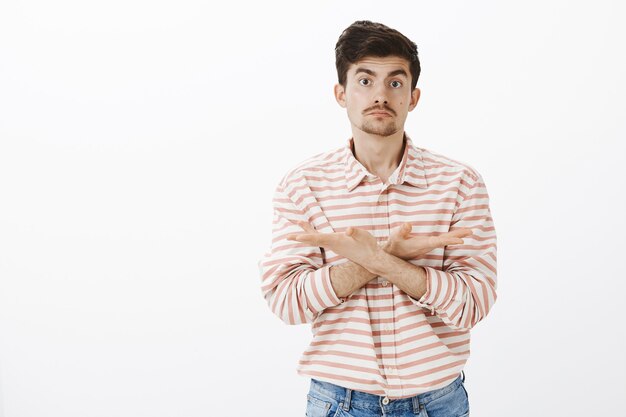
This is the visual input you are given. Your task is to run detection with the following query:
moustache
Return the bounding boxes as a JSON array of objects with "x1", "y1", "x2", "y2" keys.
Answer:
[{"x1": 363, "y1": 105, "x2": 396, "y2": 116}]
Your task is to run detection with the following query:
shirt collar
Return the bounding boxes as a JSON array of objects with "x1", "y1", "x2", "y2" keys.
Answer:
[{"x1": 344, "y1": 134, "x2": 428, "y2": 192}]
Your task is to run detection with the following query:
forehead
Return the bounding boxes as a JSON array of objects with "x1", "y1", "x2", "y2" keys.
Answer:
[{"x1": 347, "y1": 55, "x2": 411, "y2": 77}]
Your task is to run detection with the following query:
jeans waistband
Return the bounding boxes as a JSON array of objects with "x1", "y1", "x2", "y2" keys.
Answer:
[{"x1": 309, "y1": 371, "x2": 465, "y2": 412}]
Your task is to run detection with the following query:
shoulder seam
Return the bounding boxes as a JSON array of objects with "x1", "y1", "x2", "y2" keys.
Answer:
[
  {"x1": 420, "y1": 147, "x2": 480, "y2": 181},
  {"x1": 278, "y1": 146, "x2": 345, "y2": 186}
]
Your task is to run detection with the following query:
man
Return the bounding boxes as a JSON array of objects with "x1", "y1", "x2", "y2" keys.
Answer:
[{"x1": 258, "y1": 20, "x2": 497, "y2": 417}]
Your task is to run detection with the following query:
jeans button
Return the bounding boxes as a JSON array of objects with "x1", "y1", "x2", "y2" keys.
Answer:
[{"x1": 382, "y1": 396, "x2": 390, "y2": 405}]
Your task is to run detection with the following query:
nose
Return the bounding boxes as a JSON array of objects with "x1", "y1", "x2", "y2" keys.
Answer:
[{"x1": 373, "y1": 84, "x2": 388, "y2": 105}]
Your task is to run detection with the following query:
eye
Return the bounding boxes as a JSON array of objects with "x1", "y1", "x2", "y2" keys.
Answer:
[
  {"x1": 390, "y1": 80, "x2": 402, "y2": 88},
  {"x1": 359, "y1": 78, "x2": 371, "y2": 86}
]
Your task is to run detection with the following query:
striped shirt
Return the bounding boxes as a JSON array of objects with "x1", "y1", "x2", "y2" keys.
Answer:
[{"x1": 258, "y1": 134, "x2": 497, "y2": 399}]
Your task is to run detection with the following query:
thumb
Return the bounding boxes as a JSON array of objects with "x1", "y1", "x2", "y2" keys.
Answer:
[
  {"x1": 297, "y1": 220, "x2": 316, "y2": 233},
  {"x1": 401, "y1": 223, "x2": 412, "y2": 238}
]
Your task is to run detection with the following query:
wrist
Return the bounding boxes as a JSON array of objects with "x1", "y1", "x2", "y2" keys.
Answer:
[{"x1": 367, "y1": 247, "x2": 392, "y2": 277}]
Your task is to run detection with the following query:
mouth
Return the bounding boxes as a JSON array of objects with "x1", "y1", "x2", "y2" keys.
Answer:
[{"x1": 367, "y1": 111, "x2": 392, "y2": 117}]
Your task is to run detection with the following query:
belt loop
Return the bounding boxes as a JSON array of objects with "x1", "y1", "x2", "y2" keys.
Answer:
[
  {"x1": 461, "y1": 370, "x2": 465, "y2": 383},
  {"x1": 342, "y1": 388, "x2": 352, "y2": 411},
  {"x1": 412, "y1": 395, "x2": 420, "y2": 415}
]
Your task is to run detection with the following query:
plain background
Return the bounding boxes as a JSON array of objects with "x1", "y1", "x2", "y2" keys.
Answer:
[{"x1": 1, "y1": 1, "x2": 625, "y2": 416}]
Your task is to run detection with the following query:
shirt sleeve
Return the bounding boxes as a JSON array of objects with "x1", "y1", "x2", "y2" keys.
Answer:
[
  {"x1": 258, "y1": 182, "x2": 345, "y2": 325},
  {"x1": 409, "y1": 171, "x2": 498, "y2": 331}
]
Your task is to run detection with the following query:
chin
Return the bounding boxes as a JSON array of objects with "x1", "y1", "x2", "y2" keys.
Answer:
[{"x1": 360, "y1": 123, "x2": 398, "y2": 137}]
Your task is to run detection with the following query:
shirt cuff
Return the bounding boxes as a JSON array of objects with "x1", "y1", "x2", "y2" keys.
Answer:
[
  {"x1": 307, "y1": 264, "x2": 346, "y2": 313},
  {"x1": 408, "y1": 266, "x2": 438, "y2": 314}
]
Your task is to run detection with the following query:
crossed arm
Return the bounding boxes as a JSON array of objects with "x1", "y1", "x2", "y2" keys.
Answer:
[
  {"x1": 287, "y1": 222, "x2": 471, "y2": 301},
  {"x1": 327, "y1": 256, "x2": 429, "y2": 302}
]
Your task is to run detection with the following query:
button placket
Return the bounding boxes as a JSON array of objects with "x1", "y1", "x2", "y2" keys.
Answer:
[
  {"x1": 377, "y1": 185, "x2": 400, "y2": 398},
  {"x1": 376, "y1": 187, "x2": 391, "y2": 287}
]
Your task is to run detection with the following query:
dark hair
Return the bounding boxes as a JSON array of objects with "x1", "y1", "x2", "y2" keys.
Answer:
[{"x1": 335, "y1": 20, "x2": 421, "y2": 90}]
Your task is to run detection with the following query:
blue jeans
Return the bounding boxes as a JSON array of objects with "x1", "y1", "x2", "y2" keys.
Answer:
[{"x1": 306, "y1": 371, "x2": 469, "y2": 417}]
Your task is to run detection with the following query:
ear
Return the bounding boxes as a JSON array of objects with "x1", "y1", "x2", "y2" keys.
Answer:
[
  {"x1": 408, "y1": 87, "x2": 421, "y2": 112},
  {"x1": 334, "y1": 83, "x2": 347, "y2": 108}
]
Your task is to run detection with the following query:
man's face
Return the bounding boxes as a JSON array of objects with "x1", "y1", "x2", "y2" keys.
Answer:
[{"x1": 334, "y1": 55, "x2": 420, "y2": 137}]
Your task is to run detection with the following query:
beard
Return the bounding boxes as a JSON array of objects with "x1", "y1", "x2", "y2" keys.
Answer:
[{"x1": 360, "y1": 118, "x2": 399, "y2": 137}]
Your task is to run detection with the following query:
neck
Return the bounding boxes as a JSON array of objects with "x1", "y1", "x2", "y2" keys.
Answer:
[{"x1": 351, "y1": 130, "x2": 406, "y2": 181}]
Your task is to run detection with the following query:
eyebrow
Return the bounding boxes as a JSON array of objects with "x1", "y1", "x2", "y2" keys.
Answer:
[{"x1": 354, "y1": 68, "x2": 408, "y2": 78}]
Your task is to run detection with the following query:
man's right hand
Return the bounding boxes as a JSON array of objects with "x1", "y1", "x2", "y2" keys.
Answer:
[{"x1": 381, "y1": 223, "x2": 473, "y2": 261}]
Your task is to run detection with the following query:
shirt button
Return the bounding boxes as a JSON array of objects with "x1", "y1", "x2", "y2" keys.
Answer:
[
  {"x1": 382, "y1": 396, "x2": 390, "y2": 405},
  {"x1": 382, "y1": 280, "x2": 389, "y2": 286}
]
